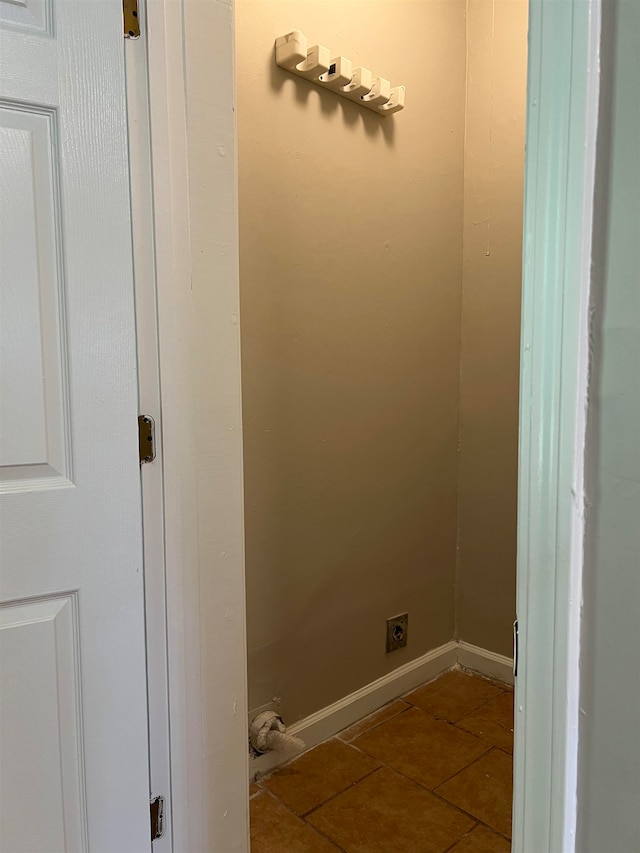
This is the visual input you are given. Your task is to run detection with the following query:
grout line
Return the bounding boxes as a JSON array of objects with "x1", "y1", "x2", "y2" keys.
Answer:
[
  {"x1": 441, "y1": 824, "x2": 480, "y2": 853},
  {"x1": 433, "y1": 744, "x2": 494, "y2": 789},
  {"x1": 430, "y1": 784, "x2": 486, "y2": 821},
  {"x1": 300, "y1": 765, "x2": 383, "y2": 820},
  {"x1": 341, "y1": 710, "x2": 513, "y2": 838},
  {"x1": 433, "y1": 743, "x2": 501, "y2": 791},
  {"x1": 252, "y1": 673, "x2": 514, "y2": 846},
  {"x1": 442, "y1": 821, "x2": 511, "y2": 851},
  {"x1": 457, "y1": 664, "x2": 513, "y2": 691},
  {"x1": 351, "y1": 749, "x2": 509, "y2": 844},
  {"x1": 337, "y1": 702, "x2": 412, "y2": 743},
  {"x1": 429, "y1": 785, "x2": 512, "y2": 843},
  {"x1": 429, "y1": 745, "x2": 513, "y2": 842},
  {"x1": 257, "y1": 785, "x2": 349, "y2": 852},
  {"x1": 304, "y1": 820, "x2": 348, "y2": 853},
  {"x1": 342, "y1": 726, "x2": 496, "y2": 815}
]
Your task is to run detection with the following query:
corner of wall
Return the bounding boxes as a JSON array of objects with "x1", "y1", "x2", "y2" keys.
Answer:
[{"x1": 455, "y1": 0, "x2": 528, "y2": 657}]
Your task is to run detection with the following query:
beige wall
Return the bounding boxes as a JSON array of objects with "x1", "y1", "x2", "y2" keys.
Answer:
[
  {"x1": 237, "y1": 0, "x2": 527, "y2": 722},
  {"x1": 456, "y1": 0, "x2": 527, "y2": 655},
  {"x1": 237, "y1": 0, "x2": 467, "y2": 723}
]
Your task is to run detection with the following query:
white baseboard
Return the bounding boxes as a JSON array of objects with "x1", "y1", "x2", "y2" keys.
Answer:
[
  {"x1": 457, "y1": 640, "x2": 514, "y2": 686},
  {"x1": 250, "y1": 640, "x2": 458, "y2": 779},
  {"x1": 249, "y1": 638, "x2": 513, "y2": 780}
]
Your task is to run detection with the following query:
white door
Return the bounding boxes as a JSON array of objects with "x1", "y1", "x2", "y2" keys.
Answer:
[{"x1": 0, "y1": 1, "x2": 151, "y2": 851}]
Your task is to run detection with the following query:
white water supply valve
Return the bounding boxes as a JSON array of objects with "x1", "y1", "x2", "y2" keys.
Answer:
[{"x1": 249, "y1": 710, "x2": 305, "y2": 755}]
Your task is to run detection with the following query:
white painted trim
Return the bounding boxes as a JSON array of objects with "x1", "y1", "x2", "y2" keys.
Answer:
[
  {"x1": 514, "y1": 0, "x2": 600, "y2": 850},
  {"x1": 251, "y1": 641, "x2": 457, "y2": 779},
  {"x1": 144, "y1": 0, "x2": 249, "y2": 850},
  {"x1": 457, "y1": 641, "x2": 514, "y2": 686},
  {"x1": 250, "y1": 640, "x2": 515, "y2": 780},
  {"x1": 144, "y1": 2, "x2": 203, "y2": 848},
  {"x1": 125, "y1": 8, "x2": 173, "y2": 851},
  {"x1": 561, "y1": 7, "x2": 602, "y2": 846}
]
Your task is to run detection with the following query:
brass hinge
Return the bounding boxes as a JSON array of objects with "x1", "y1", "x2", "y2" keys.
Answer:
[
  {"x1": 138, "y1": 415, "x2": 156, "y2": 464},
  {"x1": 123, "y1": 0, "x2": 140, "y2": 39},
  {"x1": 150, "y1": 795, "x2": 165, "y2": 841}
]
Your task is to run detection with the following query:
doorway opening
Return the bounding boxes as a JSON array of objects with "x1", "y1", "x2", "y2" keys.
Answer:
[{"x1": 235, "y1": 1, "x2": 527, "y2": 847}]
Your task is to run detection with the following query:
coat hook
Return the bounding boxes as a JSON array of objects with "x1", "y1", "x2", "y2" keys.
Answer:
[
  {"x1": 274, "y1": 30, "x2": 308, "y2": 70},
  {"x1": 341, "y1": 67, "x2": 373, "y2": 102},
  {"x1": 274, "y1": 31, "x2": 405, "y2": 116},
  {"x1": 379, "y1": 86, "x2": 406, "y2": 114},
  {"x1": 360, "y1": 77, "x2": 391, "y2": 107},
  {"x1": 296, "y1": 43, "x2": 331, "y2": 80},
  {"x1": 319, "y1": 56, "x2": 353, "y2": 91}
]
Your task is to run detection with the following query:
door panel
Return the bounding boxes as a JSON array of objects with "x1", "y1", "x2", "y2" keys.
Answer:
[
  {"x1": 0, "y1": 0, "x2": 52, "y2": 35},
  {"x1": 0, "y1": 1, "x2": 150, "y2": 850},
  {"x1": 0, "y1": 596, "x2": 84, "y2": 852},
  {"x1": 0, "y1": 106, "x2": 70, "y2": 484}
]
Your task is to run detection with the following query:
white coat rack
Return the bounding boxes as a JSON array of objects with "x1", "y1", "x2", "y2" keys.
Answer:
[{"x1": 274, "y1": 30, "x2": 405, "y2": 117}]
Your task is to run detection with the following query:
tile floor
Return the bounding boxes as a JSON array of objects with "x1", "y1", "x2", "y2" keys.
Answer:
[{"x1": 250, "y1": 670, "x2": 513, "y2": 852}]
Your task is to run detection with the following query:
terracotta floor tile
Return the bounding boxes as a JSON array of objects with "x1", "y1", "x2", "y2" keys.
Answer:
[
  {"x1": 456, "y1": 692, "x2": 514, "y2": 754},
  {"x1": 307, "y1": 767, "x2": 474, "y2": 853},
  {"x1": 353, "y1": 706, "x2": 489, "y2": 789},
  {"x1": 262, "y1": 738, "x2": 379, "y2": 815},
  {"x1": 338, "y1": 699, "x2": 410, "y2": 742},
  {"x1": 250, "y1": 792, "x2": 339, "y2": 852},
  {"x1": 249, "y1": 783, "x2": 261, "y2": 798},
  {"x1": 448, "y1": 825, "x2": 511, "y2": 852},
  {"x1": 436, "y1": 749, "x2": 513, "y2": 838},
  {"x1": 406, "y1": 671, "x2": 505, "y2": 723}
]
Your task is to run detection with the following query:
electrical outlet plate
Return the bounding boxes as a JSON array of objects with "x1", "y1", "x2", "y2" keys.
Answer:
[{"x1": 386, "y1": 613, "x2": 408, "y2": 653}]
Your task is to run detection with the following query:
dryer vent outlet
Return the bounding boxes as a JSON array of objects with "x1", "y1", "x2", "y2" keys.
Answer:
[{"x1": 386, "y1": 613, "x2": 408, "y2": 653}]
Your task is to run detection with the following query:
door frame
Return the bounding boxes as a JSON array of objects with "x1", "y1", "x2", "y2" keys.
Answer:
[
  {"x1": 139, "y1": 0, "x2": 249, "y2": 850},
  {"x1": 513, "y1": 0, "x2": 600, "y2": 850},
  {"x1": 137, "y1": 0, "x2": 602, "y2": 850},
  {"x1": 125, "y1": 15, "x2": 174, "y2": 852}
]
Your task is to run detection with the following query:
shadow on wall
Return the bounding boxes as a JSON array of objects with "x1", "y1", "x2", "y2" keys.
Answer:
[{"x1": 269, "y1": 54, "x2": 396, "y2": 146}]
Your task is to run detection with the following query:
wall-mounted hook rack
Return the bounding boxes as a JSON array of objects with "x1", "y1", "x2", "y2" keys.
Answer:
[{"x1": 275, "y1": 30, "x2": 405, "y2": 117}]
